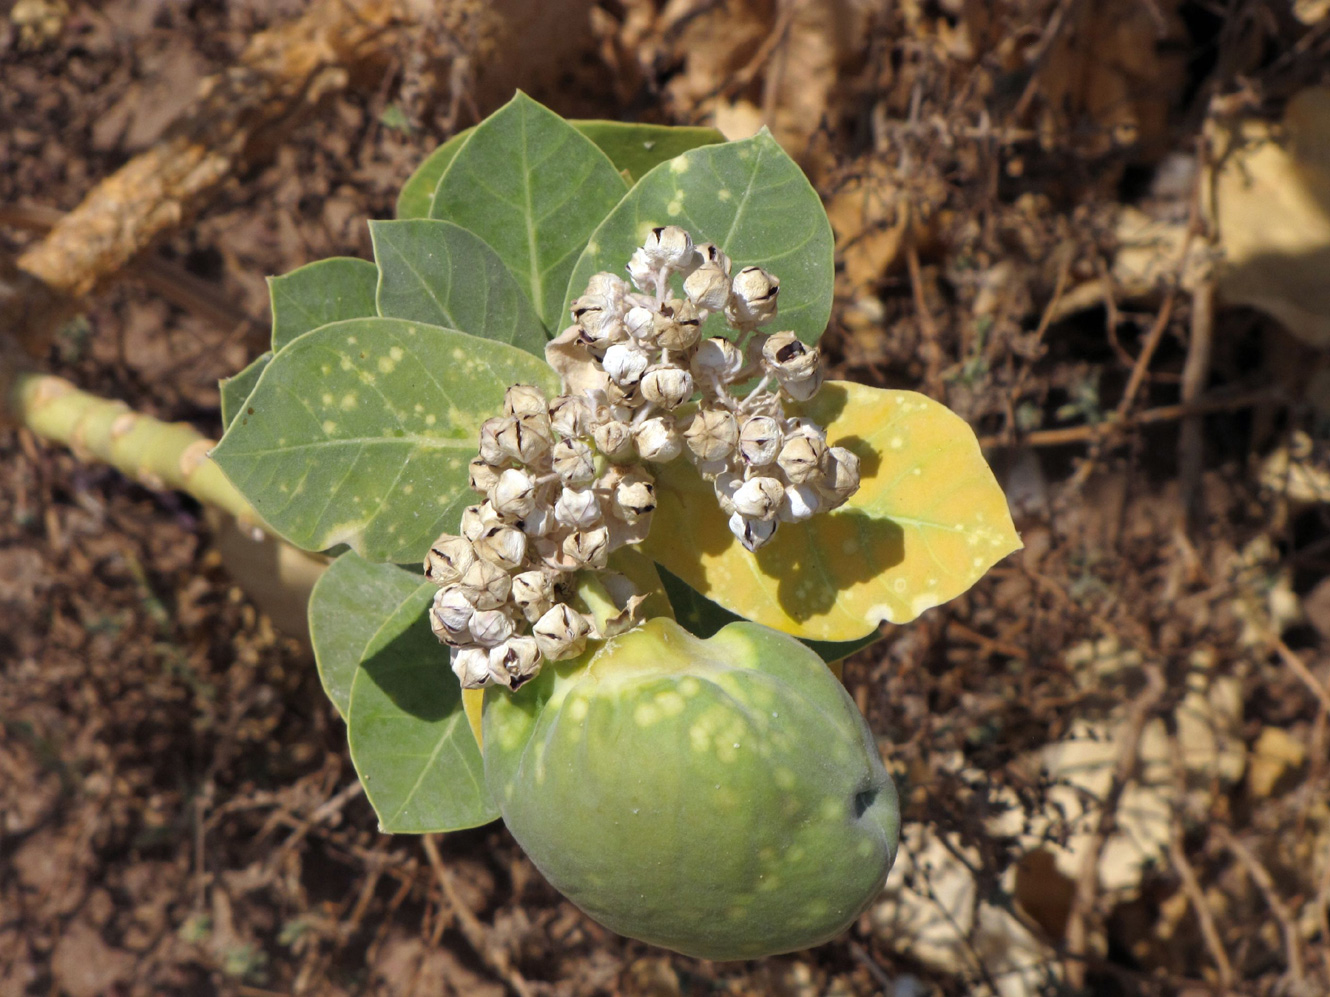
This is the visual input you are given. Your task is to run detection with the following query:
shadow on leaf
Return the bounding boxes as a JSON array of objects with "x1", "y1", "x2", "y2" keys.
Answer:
[{"x1": 359, "y1": 609, "x2": 456, "y2": 723}]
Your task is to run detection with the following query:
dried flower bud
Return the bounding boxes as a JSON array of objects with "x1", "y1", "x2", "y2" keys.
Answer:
[
  {"x1": 728, "y1": 511, "x2": 778, "y2": 552},
  {"x1": 474, "y1": 524, "x2": 528, "y2": 570},
  {"x1": 820, "y1": 446, "x2": 861, "y2": 509},
  {"x1": 779, "y1": 365, "x2": 823, "y2": 402},
  {"x1": 612, "y1": 470, "x2": 657, "y2": 523},
  {"x1": 593, "y1": 419, "x2": 634, "y2": 460},
  {"x1": 691, "y1": 337, "x2": 745, "y2": 381},
  {"x1": 459, "y1": 558, "x2": 511, "y2": 610},
  {"x1": 497, "y1": 413, "x2": 552, "y2": 464},
  {"x1": 643, "y1": 225, "x2": 694, "y2": 271},
  {"x1": 504, "y1": 383, "x2": 548, "y2": 417},
  {"x1": 640, "y1": 366, "x2": 693, "y2": 409},
  {"x1": 683, "y1": 259, "x2": 732, "y2": 312},
  {"x1": 654, "y1": 300, "x2": 703, "y2": 351},
  {"x1": 549, "y1": 394, "x2": 593, "y2": 438},
  {"x1": 511, "y1": 570, "x2": 556, "y2": 623},
  {"x1": 603, "y1": 343, "x2": 650, "y2": 387},
  {"x1": 713, "y1": 470, "x2": 743, "y2": 515},
  {"x1": 580, "y1": 271, "x2": 629, "y2": 311},
  {"x1": 727, "y1": 266, "x2": 780, "y2": 327},
  {"x1": 555, "y1": 487, "x2": 602, "y2": 529},
  {"x1": 452, "y1": 646, "x2": 491, "y2": 688},
  {"x1": 520, "y1": 504, "x2": 557, "y2": 538},
  {"x1": 423, "y1": 534, "x2": 476, "y2": 585},
  {"x1": 732, "y1": 476, "x2": 785, "y2": 520},
  {"x1": 533, "y1": 603, "x2": 592, "y2": 660},
  {"x1": 695, "y1": 242, "x2": 731, "y2": 275},
  {"x1": 490, "y1": 636, "x2": 543, "y2": 688},
  {"x1": 684, "y1": 407, "x2": 739, "y2": 462},
  {"x1": 468, "y1": 457, "x2": 500, "y2": 494},
  {"x1": 777, "y1": 435, "x2": 827, "y2": 485},
  {"x1": 785, "y1": 417, "x2": 827, "y2": 444},
  {"x1": 739, "y1": 415, "x2": 783, "y2": 466},
  {"x1": 469, "y1": 607, "x2": 515, "y2": 647},
  {"x1": 563, "y1": 526, "x2": 610, "y2": 569},
  {"x1": 461, "y1": 502, "x2": 502, "y2": 542},
  {"x1": 626, "y1": 247, "x2": 654, "y2": 291},
  {"x1": 634, "y1": 416, "x2": 682, "y2": 463},
  {"x1": 433, "y1": 585, "x2": 477, "y2": 633},
  {"x1": 479, "y1": 416, "x2": 513, "y2": 465},
  {"x1": 624, "y1": 305, "x2": 655, "y2": 344},
  {"x1": 780, "y1": 483, "x2": 821, "y2": 523},
  {"x1": 761, "y1": 332, "x2": 820, "y2": 380},
  {"x1": 552, "y1": 437, "x2": 597, "y2": 485},
  {"x1": 491, "y1": 468, "x2": 537, "y2": 519},
  {"x1": 575, "y1": 306, "x2": 624, "y2": 344}
]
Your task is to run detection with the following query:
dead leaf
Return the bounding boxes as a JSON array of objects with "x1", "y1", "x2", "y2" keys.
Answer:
[{"x1": 1247, "y1": 727, "x2": 1307, "y2": 798}]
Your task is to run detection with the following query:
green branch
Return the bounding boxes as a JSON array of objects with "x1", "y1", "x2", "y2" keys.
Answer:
[{"x1": 6, "y1": 368, "x2": 264, "y2": 531}]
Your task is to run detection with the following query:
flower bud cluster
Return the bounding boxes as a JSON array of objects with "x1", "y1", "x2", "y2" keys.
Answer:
[{"x1": 428, "y1": 226, "x2": 859, "y2": 688}]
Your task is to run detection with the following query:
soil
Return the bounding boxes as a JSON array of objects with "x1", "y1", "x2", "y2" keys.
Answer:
[{"x1": 3, "y1": 2, "x2": 1330, "y2": 995}]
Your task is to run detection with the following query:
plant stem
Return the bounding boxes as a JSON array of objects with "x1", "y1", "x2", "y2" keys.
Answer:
[{"x1": 5, "y1": 369, "x2": 264, "y2": 531}]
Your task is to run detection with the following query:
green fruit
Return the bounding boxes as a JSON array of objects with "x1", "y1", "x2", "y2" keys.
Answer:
[{"x1": 482, "y1": 618, "x2": 900, "y2": 961}]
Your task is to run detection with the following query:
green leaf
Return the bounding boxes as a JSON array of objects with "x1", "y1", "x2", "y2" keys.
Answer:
[
  {"x1": 369, "y1": 219, "x2": 546, "y2": 356},
  {"x1": 396, "y1": 126, "x2": 476, "y2": 219},
  {"x1": 308, "y1": 550, "x2": 427, "y2": 718},
  {"x1": 564, "y1": 130, "x2": 835, "y2": 345},
  {"x1": 269, "y1": 258, "x2": 379, "y2": 352},
  {"x1": 211, "y1": 317, "x2": 559, "y2": 563},
  {"x1": 323, "y1": 555, "x2": 498, "y2": 832},
  {"x1": 570, "y1": 121, "x2": 725, "y2": 182},
  {"x1": 639, "y1": 381, "x2": 1022, "y2": 642},
  {"x1": 219, "y1": 352, "x2": 271, "y2": 431},
  {"x1": 657, "y1": 564, "x2": 880, "y2": 665},
  {"x1": 429, "y1": 92, "x2": 628, "y2": 330}
]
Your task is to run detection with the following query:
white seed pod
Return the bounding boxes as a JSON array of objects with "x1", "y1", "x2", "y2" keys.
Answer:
[
  {"x1": 624, "y1": 305, "x2": 656, "y2": 344},
  {"x1": 489, "y1": 636, "x2": 543, "y2": 688},
  {"x1": 497, "y1": 413, "x2": 552, "y2": 464},
  {"x1": 555, "y1": 487, "x2": 602, "y2": 529},
  {"x1": 626, "y1": 247, "x2": 655, "y2": 292},
  {"x1": 654, "y1": 300, "x2": 703, "y2": 351},
  {"x1": 532, "y1": 603, "x2": 593, "y2": 660},
  {"x1": 784, "y1": 416, "x2": 828, "y2": 445},
  {"x1": 423, "y1": 534, "x2": 476, "y2": 586},
  {"x1": 562, "y1": 526, "x2": 610, "y2": 569},
  {"x1": 521, "y1": 505, "x2": 557, "y2": 539},
  {"x1": 452, "y1": 646, "x2": 492, "y2": 689},
  {"x1": 603, "y1": 343, "x2": 650, "y2": 387},
  {"x1": 511, "y1": 569, "x2": 556, "y2": 623},
  {"x1": 548, "y1": 394, "x2": 594, "y2": 438},
  {"x1": 691, "y1": 336, "x2": 745, "y2": 381},
  {"x1": 728, "y1": 511, "x2": 778, "y2": 552},
  {"x1": 473, "y1": 524, "x2": 528, "y2": 570},
  {"x1": 726, "y1": 266, "x2": 780, "y2": 327},
  {"x1": 640, "y1": 365, "x2": 693, "y2": 409},
  {"x1": 491, "y1": 468, "x2": 537, "y2": 519},
  {"x1": 643, "y1": 225, "x2": 694, "y2": 271},
  {"x1": 779, "y1": 483, "x2": 821, "y2": 523},
  {"x1": 779, "y1": 365, "x2": 823, "y2": 402},
  {"x1": 739, "y1": 415, "x2": 784, "y2": 466},
  {"x1": 432, "y1": 584, "x2": 477, "y2": 634},
  {"x1": 468, "y1": 457, "x2": 501, "y2": 494},
  {"x1": 713, "y1": 469, "x2": 744, "y2": 516},
  {"x1": 634, "y1": 416, "x2": 682, "y2": 463},
  {"x1": 460, "y1": 502, "x2": 502, "y2": 542},
  {"x1": 458, "y1": 558, "x2": 511, "y2": 610},
  {"x1": 732, "y1": 476, "x2": 785, "y2": 521},
  {"x1": 684, "y1": 407, "x2": 739, "y2": 462},
  {"x1": 578, "y1": 271, "x2": 629, "y2": 313},
  {"x1": 593, "y1": 419, "x2": 634, "y2": 460},
  {"x1": 504, "y1": 383, "x2": 548, "y2": 417},
  {"x1": 469, "y1": 607, "x2": 515, "y2": 647},
  {"x1": 761, "y1": 332, "x2": 820, "y2": 381},
  {"x1": 612, "y1": 470, "x2": 657, "y2": 523},
  {"x1": 777, "y1": 434, "x2": 827, "y2": 485},
  {"x1": 683, "y1": 259, "x2": 732, "y2": 312},
  {"x1": 574, "y1": 305, "x2": 624, "y2": 345},
  {"x1": 552, "y1": 437, "x2": 597, "y2": 485},
  {"x1": 820, "y1": 446, "x2": 861, "y2": 508},
  {"x1": 695, "y1": 242, "x2": 731, "y2": 276},
  {"x1": 479, "y1": 416, "x2": 513, "y2": 465}
]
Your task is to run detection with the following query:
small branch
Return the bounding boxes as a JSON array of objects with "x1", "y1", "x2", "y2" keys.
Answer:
[
  {"x1": 906, "y1": 241, "x2": 943, "y2": 395},
  {"x1": 4, "y1": 368, "x2": 262, "y2": 532},
  {"x1": 1216, "y1": 826, "x2": 1307, "y2": 987}
]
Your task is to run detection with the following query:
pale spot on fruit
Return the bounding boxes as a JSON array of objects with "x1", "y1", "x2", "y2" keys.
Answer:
[
  {"x1": 911, "y1": 592, "x2": 940, "y2": 617},
  {"x1": 320, "y1": 364, "x2": 331, "y2": 375},
  {"x1": 321, "y1": 393, "x2": 333, "y2": 405},
  {"x1": 678, "y1": 677, "x2": 700, "y2": 697},
  {"x1": 820, "y1": 797, "x2": 843, "y2": 820},
  {"x1": 689, "y1": 725, "x2": 709, "y2": 752},
  {"x1": 633, "y1": 703, "x2": 660, "y2": 727},
  {"x1": 425, "y1": 414, "x2": 436, "y2": 426},
  {"x1": 655, "y1": 691, "x2": 685, "y2": 716},
  {"x1": 775, "y1": 767, "x2": 796, "y2": 790},
  {"x1": 716, "y1": 738, "x2": 738, "y2": 763},
  {"x1": 866, "y1": 602, "x2": 899, "y2": 624},
  {"x1": 568, "y1": 698, "x2": 589, "y2": 722},
  {"x1": 857, "y1": 839, "x2": 875, "y2": 858}
]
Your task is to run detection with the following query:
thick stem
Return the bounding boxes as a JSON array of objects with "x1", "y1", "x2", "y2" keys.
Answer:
[{"x1": 6, "y1": 369, "x2": 264, "y2": 531}]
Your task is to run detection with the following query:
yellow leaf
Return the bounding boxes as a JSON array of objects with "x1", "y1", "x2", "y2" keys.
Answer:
[{"x1": 641, "y1": 381, "x2": 1021, "y2": 642}]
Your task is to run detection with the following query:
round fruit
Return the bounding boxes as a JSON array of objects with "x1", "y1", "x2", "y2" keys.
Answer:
[{"x1": 483, "y1": 618, "x2": 899, "y2": 961}]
